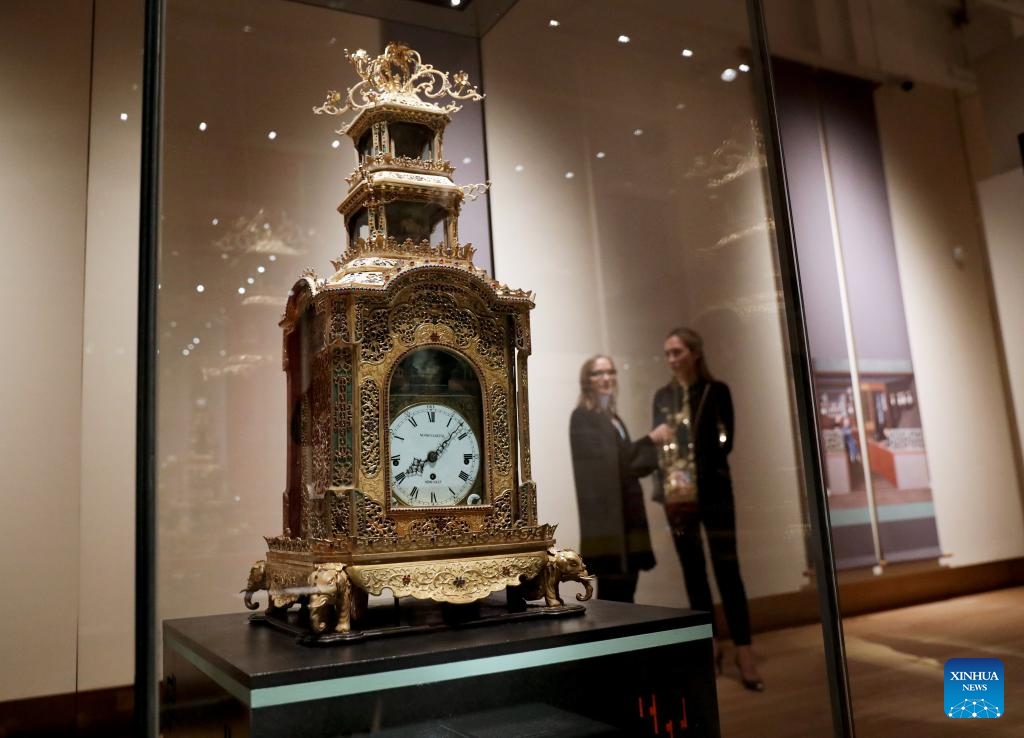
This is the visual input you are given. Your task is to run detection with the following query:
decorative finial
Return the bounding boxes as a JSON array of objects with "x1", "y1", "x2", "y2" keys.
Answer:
[{"x1": 314, "y1": 42, "x2": 484, "y2": 134}]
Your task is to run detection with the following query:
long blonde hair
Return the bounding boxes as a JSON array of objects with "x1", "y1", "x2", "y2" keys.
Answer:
[{"x1": 576, "y1": 354, "x2": 618, "y2": 414}]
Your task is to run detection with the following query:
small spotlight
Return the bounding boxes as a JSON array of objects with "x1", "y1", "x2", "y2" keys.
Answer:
[
  {"x1": 675, "y1": 103, "x2": 686, "y2": 110},
  {"x1": 198, "y1": 121, "x2": 207, "y2": 131},
  {"x1": 269, "y1": 254, "x2": 277, "y2": 262},
  {"x1": 211, "y1": 217, "x2": 219, "y2": 225},
  {"x1": 565, "y1": 171, "x2": 575, "y2": 179},
  {"x1": 721, "y1": 68, "x2": 738, "y2": 82},
  {"x1": 267, "y1": 131, "x2": 277, "y2": 140},
  {"x1": 596, "y1": 152, "x2": 606, "y2": 159},
  {"x1": 247, "y1": 277, "x2": 255, "y2": 285},
  {"x1": 187, "y1": 343, "x2": 194, "y2": 350},
  {"x1": 242, "y1": 25, "x2": 253, "y2": 33},
  {"x1": 451, "y1": 0, "x2": 462, "y2": 6},
  {"x1": 514, "y1": 164, "x2": 524, "y2": 172},
  {"x1": 681, "y1": 49, "x2": 694, "y2": 58},
  {"x1": 549, "y1": 19, "x2": 560, "y2": 28},
  {"x1": 196, "y1": 284, "x2": 205, "y2": 293},
  {"x1": 182, "y1": 349, "x2": 190, "y2": 356},
  {"x1": 238, "y1": 287, "x2": 246, "y2": 295},
  {"x1": 739, "y1": 63, "x2": 750, "y2": 73},
  {"x1": 193, "y1": 337, "x2": 200, "y2": 344},
  {"x1": 617, "y1": 35, "x2": 631, "y2": 44},
  {"x1": 119, "y1": 113, "x2": 128, "y2": 121},
  {"x1": 633, "y1": 128, "x2": 643, "y2": 136},
  {"x1": 331, "y1": 140, "x2": 340, "y2": 149},
  {"x1": 257, "y1": 265, "x2": 265, "y2": 273}
]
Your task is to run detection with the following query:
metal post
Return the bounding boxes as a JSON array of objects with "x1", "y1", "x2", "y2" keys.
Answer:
[
  {"x1": 135, "y1": 0, "x2": 164, "y2": 735},
  {"x1": 745, "y1": 0, "x2": 855, "y2": 735}
]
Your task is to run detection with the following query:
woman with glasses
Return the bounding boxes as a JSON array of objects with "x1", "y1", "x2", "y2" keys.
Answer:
[{"x1": 570, "y1": 355, "x2": 673, "y2": 603}]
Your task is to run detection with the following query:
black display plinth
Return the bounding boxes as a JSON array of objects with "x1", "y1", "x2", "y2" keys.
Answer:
[{"x1": 162, "y1": 597, "x2": 719, "y2": 737}]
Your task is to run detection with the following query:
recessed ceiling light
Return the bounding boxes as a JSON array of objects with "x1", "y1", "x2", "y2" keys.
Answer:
[
  {"x1": 633, "y1": 128, "x2": 643, "y2": 136},
  {"x1": 193, "y1": 337, "x2": 200, "y2": 344},
  {"x1": 238, "y1": 287, "x2": 246, "y2": 295},
  {"x1": 243, "y1": 25, "x2": 253, "y2": 33},
  {"x1": 617, "y1": 35, "x2": 631, "y2": 44},
  {"x1": 331, "y1": 140, "x2": 340, "y2": 149},
  {"x1": 462, "y1": 156, "x2": 472, "y2": 164},
  {"x1": 514, "y1": 164, "x2": 524, "y2": 172},
  {"x1": 211, "y1": 217, "x2": 219, "y2": 225},
  {"x1": 268, "y1": 254, "x2": 277, "y2": 262},
  {"x1": 257, "y1": 265, "x2": 266, "y2": 273},
  {"x1": 721, "y1": 68, "x2": 738, "y2": 82},
  {"x1": 596, "y1": 151, "x2": 606, "y2": 159},
  {"x1": 182, "y1": 349, "x2": 190, "y2": 356},
  {"x1": 451, "y1": 0, "x2": 462, "y2": 6},
  {"x1": 196, "y1": 284, "x2": 205, "y2": 293},
  {"x1": 739, "y1": 63, "x2": 750, "y2": 73},
  {"x1": 247, "y1": 277, "x2": 255, "y2": 285},
  {"x1": 549, "y1": 19, "x2": 560, "y2": 28},
  {"x1": 267, "y1": 131, "x2": 277, "y2": 140},
  {"x1": 681, "y1": 49, "x2": 694, "y2": 58},
  {"x1": 119, "y1": 113, "x2": 128, "y2": 121},
  {"x1": 565, "y1": 171, "x2": 575, "y2": 179},
  {"x1": 675, "y1": 103, "x2": 686, "y2": 110},
  {"x1": 198, "y1": 121, "x2": 207, "y2": 131}
]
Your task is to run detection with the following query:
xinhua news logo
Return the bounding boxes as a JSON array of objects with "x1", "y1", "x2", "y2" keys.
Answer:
[{"x1": 945, "y1": 658, "x2": 1003, "y2": 718}]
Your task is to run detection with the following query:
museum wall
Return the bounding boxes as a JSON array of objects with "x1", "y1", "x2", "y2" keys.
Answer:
[
  {"x1": 481, "y1": 0, "x2": 812, "y2": 607},
  {"x1": 977, "y1": 170, "x2": 1024, "y2": 482},
  {"x1": 873, "y1": 81, "x2": 1024, "y2": 566},
  {"x1": 0, "y1": 0, "x2": 93, "y2": 702},
  {"x1": 76, "y1": 0, "x2": 142, "y2": 691}
]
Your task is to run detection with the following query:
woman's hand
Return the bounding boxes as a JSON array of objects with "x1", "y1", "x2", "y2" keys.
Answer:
[{"x1": 648, "y1": 423, "x2": 674, "y2": 445}]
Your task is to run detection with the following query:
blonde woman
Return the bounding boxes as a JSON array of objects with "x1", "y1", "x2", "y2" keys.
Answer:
[{"x1": 570, "y1": 355, "x2": 672, "y2": 602}]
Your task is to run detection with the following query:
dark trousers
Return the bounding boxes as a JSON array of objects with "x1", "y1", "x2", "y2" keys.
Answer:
[
  {"x1": 597, "y1": 572, "x2": 639, "y2": 603},
  {"x1": 671, "y1": 496, "x2": 752, "y2": 645}
]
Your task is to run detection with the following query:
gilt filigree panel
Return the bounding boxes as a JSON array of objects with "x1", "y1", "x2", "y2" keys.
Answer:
[
  {"x1": 360, "y1": 379, "x2": 381, "y2": 477},
  {"x1": 489, "y1": 383, "x2": 511, "y2": 474},
  {"x1": 332, "y1": 347, "x2": 354, "y2": 486}
]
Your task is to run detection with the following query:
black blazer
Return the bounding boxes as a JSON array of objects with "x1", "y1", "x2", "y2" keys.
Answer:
[
  {"x1": 652, "y1": 379, "x2": 735, "y2": 500},
  {"x1": 569, "y1": 406, "x2": 658, "y2": 576}
]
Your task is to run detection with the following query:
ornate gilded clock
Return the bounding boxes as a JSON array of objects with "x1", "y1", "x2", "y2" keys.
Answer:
[{"x1": 242, "y1": 43, "x2": 592, "y2": 640}]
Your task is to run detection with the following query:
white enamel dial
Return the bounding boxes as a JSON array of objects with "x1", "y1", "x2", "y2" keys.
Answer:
[{"x1": 389, "y1": 403, "x2": 481, "y2": 507}]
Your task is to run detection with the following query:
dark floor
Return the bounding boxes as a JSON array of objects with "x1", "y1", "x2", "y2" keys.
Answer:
[{"x1": 717, "y1": 585, "x2": 1024, "y2": 737}]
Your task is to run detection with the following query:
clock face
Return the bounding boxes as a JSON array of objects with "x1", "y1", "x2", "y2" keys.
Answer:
[{"x1": 389, "y1": 403, "x2": 482, "y2": 507}]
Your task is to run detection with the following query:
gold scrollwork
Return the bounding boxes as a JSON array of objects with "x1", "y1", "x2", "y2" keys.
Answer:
[
  {"x1": 483, "y1": 489, "x2": 514, "y2": 531},
  {"x1": 356, "y1": 495, "x2": 397, "y2": 540},
  {"x1": 408, "y1": 516, "x2": 471, "y2": 537},
  {"x1": 347, "y1": 553, "x2": 546, "y2": 604},
  {"x1": 359, "y1": 306, "x2": 393, "y2": 364},
  {"x1": 360, "y1": 379, "x2": 381, "y2": 476},
  {"x1": 332, "y1": 348, "x2": 355, "y2": 485},
  {"x1": 489, "y1": 384, "x2": 511, "y2": 473}
]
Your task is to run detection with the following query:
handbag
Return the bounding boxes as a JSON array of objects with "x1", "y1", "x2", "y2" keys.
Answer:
[{"x1": 662, "y1": 383, "x2": 711, "y2": 534}]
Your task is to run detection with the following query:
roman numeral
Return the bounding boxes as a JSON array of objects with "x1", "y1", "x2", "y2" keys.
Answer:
[
  {"x1": 395, "y1": 472, "x2": 406, "y2": 484},
  {"x1": 408, "y1": 416, "x2": 418, "y2": 427},
  {"x1": 427, "y1": 410, "x2": 436, "y2": 422},
  {"x1": 430, "y1": 490, "x2": 437, "y2": 503},
  {"x1": 459, "y1": 470, "x2": 470, "y2": 482},
  {"x1": 446, "y1": 415, "x2": 453, "y2": 427},
  {"x1": 393, "y1": 435, "x2": 404, "y2": 442},
  {"x1": 391, "y1": 454, "x2": 400, "y2": 466},
  {"x1": 409, "y1": 486, "x2": 419, "y2": 499},
  {"x1": 458, "y1": 431, "x2": 469, "y2": 440},
  {"x1": 463, "y1": 453, "x2": 473, "y2": 464}
]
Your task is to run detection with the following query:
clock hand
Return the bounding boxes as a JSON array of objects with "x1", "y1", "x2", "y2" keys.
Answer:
[
  {"x1": 403, "y1": 457, "x2": 426, "y2": 476},
  {"x1": 427, "y1": 429, "x2": 458, "y2": 463}
]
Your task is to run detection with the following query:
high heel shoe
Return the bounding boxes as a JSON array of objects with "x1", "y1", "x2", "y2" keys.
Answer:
[{"x1": 733, "y1": 655, "x2": 765, "y2": 687}]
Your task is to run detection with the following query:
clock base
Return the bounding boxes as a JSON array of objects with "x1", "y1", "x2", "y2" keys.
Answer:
[{"x1": 250, "y1": 593, "x2": 586, "y2": 646}]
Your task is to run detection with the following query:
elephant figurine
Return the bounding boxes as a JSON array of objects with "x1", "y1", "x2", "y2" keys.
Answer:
[
  {"x1": 241, "y1": 559, "x2": 299, "y2": 614},
  {"x1": 523, "y1": 548, "x2": 594, "y2": 606},
  {"x1": 242, "y1": 560, "x2": 269, "y2": 611},
  {"x1": 308, "y1": 563, "x2": 353, "y2": 634}
]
